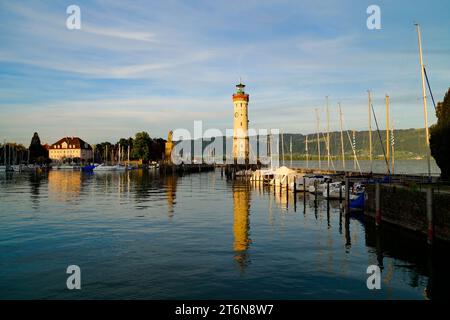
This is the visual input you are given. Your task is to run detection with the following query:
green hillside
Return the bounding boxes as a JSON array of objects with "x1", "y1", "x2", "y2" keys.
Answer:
[{"x1": 282, "y1": 128, "x2": 428, "y2": 160}]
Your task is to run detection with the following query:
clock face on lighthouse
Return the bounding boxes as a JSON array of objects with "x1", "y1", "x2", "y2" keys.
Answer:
[{"x1": 234, "y1": 112, "x2": 239, "y2": 118}]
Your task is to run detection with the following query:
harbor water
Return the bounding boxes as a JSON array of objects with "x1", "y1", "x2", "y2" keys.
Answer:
[{"x1": 0, "y1": 168, "x2": 449, "y2": 299}]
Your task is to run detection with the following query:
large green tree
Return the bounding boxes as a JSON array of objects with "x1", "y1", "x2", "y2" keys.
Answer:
[
  {"x1": 132, "y1": 132, "x2": 152, "y2": 161},
  {"x1": 430, "y1": 88, "x2": 450, "y2": 180},
  {"x1": 28, "y1": 132, "x2": 49, "y2": 164}
]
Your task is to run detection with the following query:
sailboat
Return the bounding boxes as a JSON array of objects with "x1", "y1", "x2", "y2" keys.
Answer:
[
  {"x1": 250, "y1": 132, "x2": 277, "y2": 183},
  {"x1": 93, "y1": 144, "x2": 117, "y2": 171},
  {"x1": 113, "y1": 143, "x2": 127, "y2": 171},
  {"x1": 415, "y1": 23, "x2": 432, "y2": 180}
]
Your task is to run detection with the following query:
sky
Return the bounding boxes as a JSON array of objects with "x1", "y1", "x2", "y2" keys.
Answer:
[{"x1": 0, "y1": 0, "x2": 449, "y2": 145}]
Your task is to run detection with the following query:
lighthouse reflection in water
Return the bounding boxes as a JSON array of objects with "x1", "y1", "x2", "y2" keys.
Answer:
[{"x1": 1, "y1": 169, "x2": 448, "y2": 299}]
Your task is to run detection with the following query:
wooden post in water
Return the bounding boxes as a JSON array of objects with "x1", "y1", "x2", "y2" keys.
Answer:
[
  {"x1": 326, "y1": 180, "x2": 330, "y2": 217},
  {"x1": 303, "y1": 176, "x2": 306, "y2": 196},
  {"x1": 426, "y1": 187, "x2": 434, "y2": 245},
  {"x1": 375, "y1": 183, "x2": 381, "y2": 226},
  {"x1": 314, "y1": 180, "x2": 318, "y2": 208},
  {"x1": 327, "y1": 181, "x2": 330, "y2": 199},
  {"x1": 286, "y1": 176, "x2": 289, "y2": 204},
  {"x1": 345, "y1": 177, "x2": 350, "y2": 214}
]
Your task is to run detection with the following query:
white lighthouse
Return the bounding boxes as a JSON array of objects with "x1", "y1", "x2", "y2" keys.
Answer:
[{"x1": 232, "y1": 82, "x2": 250, "y2": 164}]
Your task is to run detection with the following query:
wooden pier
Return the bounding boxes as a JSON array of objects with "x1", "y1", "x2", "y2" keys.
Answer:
[{"x1": 160, "y1": 163, "x2": 215, "y2": 175}]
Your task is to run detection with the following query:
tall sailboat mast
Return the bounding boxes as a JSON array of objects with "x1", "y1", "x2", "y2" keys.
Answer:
[
  {"x1": 281, "y1": 130, "x2": 285, "y2": 166},
  {"x1": 315, "y1": 108, "x2": 321, "y2": 170},
  {"x1": 385, "y1": 95, "x2": 391, "y2": 173},
  {"x1": 368, "y1": 90, "x2": 373, "y2": 171},
  {"x1": 338, "y1": 103, "x2": 346, "y2": 171},
  {"x1": 118, "y1": 143, "x2": 121, "y2": 165},
  {"x1": 326, "y1": 96, "x2": 331, "y2": 170},
  {"x1": 305, "y1": 135, "x2": 309, "y2": 169},
  {"x1": 289, "y1": 136, "x2": 293, "y2": 168},
  {"x1": 352, "y1": 130, "x2": 357, "y2": 171},
  {"x1": 415, "y1": 23, "x2": 431, "y2": 179},
  {"x1": 391, "y1": 122, "x2": 395, "y2": 175}
]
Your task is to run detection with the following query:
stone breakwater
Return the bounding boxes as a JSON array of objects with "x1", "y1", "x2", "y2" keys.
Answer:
[{"x1": 365, "y1": 184, "x2": 450, "y2": 242}]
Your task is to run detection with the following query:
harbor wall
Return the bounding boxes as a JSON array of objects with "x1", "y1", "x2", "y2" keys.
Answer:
[{"x1": 365, "y1": 184, "x2": 450, "y2": 242}]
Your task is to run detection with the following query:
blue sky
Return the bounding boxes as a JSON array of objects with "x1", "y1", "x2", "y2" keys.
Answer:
[{"x1": 0, "y1": 0, "x2": 449, "y2": 145}]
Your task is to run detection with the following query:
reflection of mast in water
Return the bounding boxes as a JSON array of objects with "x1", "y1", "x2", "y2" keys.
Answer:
[
  {"x1": 232, "y1": 182, "x2": 251, "y2": 271},
  {"x1": 166, "y1": 175, "x2": 177, "y2": 219}
]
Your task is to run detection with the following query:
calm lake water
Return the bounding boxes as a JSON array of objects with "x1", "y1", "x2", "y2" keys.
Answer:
[{"x1": 0, "y1": 168, "x2": 449, "y2": 300}]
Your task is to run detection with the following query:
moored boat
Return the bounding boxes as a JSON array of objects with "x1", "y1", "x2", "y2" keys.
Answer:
[{"x1": 93, "y1": 164, "x2": 117, "y2": 171}]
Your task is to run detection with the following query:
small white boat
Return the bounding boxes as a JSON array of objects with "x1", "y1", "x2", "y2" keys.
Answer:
[
  {"x1": 236, "y1": 169, "x2": 252, "y2": 177},
  {"x1": 11, "y1": 165, "x2": 22, "y2": 172},
  {"x1": 250, "y1": 169, "x2": 275, "y2": 183},
  {"x1": 56, "y1": 164, "x2": 80, "y2": 170},
  {"x1": 305, "y1": 175, "x2": 329, "y2": 193},
  {"x1": 93, "y1": 164, "x2": 117, "y2": 171},
  {"x1": 113, "y1": 164, "x2": 127, "y2": 171},
  {"x1": 322, "y1": 182, "x2": 344, "y2": 199}
]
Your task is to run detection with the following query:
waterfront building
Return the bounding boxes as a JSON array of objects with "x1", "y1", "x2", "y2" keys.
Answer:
[
  {"x1": 232, "y1": 82, "x2": 250, "y2": 164},
  {"x1": 49, "y1": 137, "x2": 92, "y2": 162}
]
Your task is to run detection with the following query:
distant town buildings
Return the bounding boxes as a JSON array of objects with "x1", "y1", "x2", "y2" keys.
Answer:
[{"x1": 49, "y1": 137, "x2": 92, "y2": 162}]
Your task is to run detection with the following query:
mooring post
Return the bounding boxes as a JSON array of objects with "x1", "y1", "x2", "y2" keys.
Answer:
[
  {"x1": 426, "y1": 187, "x2": 434, "y2": 245},
  {"x1": 279, "y1": 177, "x2": 282, "y2": 196},
  {"x1": 345, "y1": 177, "x2": 350, "y2": 214},
  {"x1": 375, "y1": 182, "x2": 381, "y2": 226},
  {"x1": 314, "y1": 180, "x2": 318, "y2": 208},
  {"x1": 327, "y1": 180, "x2": 330, "y2": 200},
  {"x1": 303, "y1": 176, "x2": 306, "y2": 196},
  {"x1": 315, "y1": 180, "x2": 318, "y2": 198},
  {"x1": 339, "y1": 182, "x2": 343, "y2": 210},
  {"x1": 286, "y1": 177, "x2": 289, "y2": 207}
]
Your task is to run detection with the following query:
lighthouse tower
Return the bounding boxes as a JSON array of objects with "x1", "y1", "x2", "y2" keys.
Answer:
[{"x1": 232, "y1": 82, "x2": 250, "y2": 164}]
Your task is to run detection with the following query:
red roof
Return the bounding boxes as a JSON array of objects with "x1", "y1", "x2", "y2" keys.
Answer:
[{"x1": 50, "y1": 137, "x2": 91, "y2": 150}]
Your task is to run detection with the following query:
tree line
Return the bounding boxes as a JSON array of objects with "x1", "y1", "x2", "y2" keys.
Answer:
[{"x1": 1, "y1": 131, "x2": 167, "y2": 165}]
